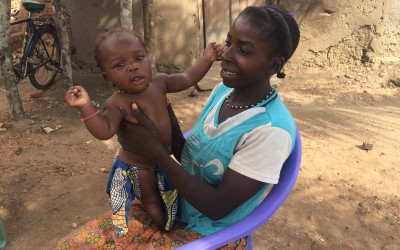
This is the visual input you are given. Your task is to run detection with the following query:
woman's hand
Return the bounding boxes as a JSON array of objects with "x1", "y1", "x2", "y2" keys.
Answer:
[
  {"x1": 119, "y1": 102, "x2": 186, "y2": 162},
  {"x1": 118, "y1": 103, "x2": 164, "y2": 159},
  {"x1": 119, "y1": 104, "x2": 265, "y2": 221}
]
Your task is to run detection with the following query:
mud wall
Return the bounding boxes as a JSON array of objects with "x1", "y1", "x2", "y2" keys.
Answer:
[
  {"x1": 62, "y1": 0, "x2": 200, "y2": 73},
  {"x1": 61, "y1": 0, "x2": 399, "y2": 73},
  {"x1": 139, "y1": 0, "x2": 202, "y2": 73},
  {"x1": 62, "y1": 0, "x2": 120, "y2": 73},
  {"x1": 282, "y1": 0, "x2": 400, "y2": 70},
  {"x1": 10, "y1": 0, "x2": 54, "y2": 51}
]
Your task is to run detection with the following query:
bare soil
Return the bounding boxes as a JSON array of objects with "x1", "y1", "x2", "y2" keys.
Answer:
[{"x1": 0, "y1": 62, "x2": 399, "y2": 249}]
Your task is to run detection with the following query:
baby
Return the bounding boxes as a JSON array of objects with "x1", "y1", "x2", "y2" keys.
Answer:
[{"x1": 65, "y1": 27, "x2": 221, "y2": 235}]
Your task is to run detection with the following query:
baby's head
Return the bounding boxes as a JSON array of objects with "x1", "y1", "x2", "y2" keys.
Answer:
[
  {"x1": 94, "y1": 27, "x2": 147, "y2": 71},
  {"x1": 94, "y1": 27, "x2": 152, "y2": 94},
  {"x1": 237, "y1": 6, "x2": 300, "y2": 78}
]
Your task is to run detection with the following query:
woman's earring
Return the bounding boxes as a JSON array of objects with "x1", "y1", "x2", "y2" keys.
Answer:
[{"x1": 277, "y1": 71, "x2": 286, "y2": 78}]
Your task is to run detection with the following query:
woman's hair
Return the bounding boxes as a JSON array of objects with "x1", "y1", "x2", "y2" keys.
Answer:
[
  {"x1": 238, "y1": 6, "x2": 300, "y2": 78},
  {"x1": 93, "y1": 27, "x2": 146, "y2": 70}
]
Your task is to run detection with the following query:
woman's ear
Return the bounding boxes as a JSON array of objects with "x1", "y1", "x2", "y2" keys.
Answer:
[{"x1": 267, "y1": 57, "x2": 285, "y2": 75}]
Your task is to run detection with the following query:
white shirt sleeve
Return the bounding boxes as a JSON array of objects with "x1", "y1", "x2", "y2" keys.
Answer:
[{"x1": 228, "y1": 124, "x2": 293, "y2": 184}]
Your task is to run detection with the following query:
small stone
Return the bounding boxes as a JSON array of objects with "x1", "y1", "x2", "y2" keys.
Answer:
[
  {"x1": 361, "y1": 141, "x2": 374, "y2": 150},
  {"x1": 42, "y1": 127, "x2": 54, "y2": 134},
  {"x1": 72, "y1": 223, "x2": 78, "y2": 228},
  {"x1": 15, "y1": 147, "x2": 23, "y2": 155}
]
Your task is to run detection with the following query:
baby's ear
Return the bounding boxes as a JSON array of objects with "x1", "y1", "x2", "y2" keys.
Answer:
[{"x1": 102, "y1": 72, "x2": 110, "y2": 81}]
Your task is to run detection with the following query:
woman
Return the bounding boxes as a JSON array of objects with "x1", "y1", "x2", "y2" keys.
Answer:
[{"x1": 56, "y1": 5, "x2": 300, "y2": 249}]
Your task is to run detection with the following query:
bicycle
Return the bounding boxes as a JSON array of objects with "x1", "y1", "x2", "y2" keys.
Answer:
[{"x1": 10, "y1": 0, "x2": 62, "y2": 90}]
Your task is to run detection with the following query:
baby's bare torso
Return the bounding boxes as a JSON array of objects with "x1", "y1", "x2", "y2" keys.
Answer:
[{"x1": 108, "y1": 82, "x2": 171, "y2": 168}]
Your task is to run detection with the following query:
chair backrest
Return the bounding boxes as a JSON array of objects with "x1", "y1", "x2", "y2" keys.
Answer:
[{"x1": 177, "y1": 127, "x2": 302, "y2": 250}]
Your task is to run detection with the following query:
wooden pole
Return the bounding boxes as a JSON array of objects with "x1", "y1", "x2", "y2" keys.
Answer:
[
  {"x1": 51, "y1": 0, "x2": 73, "y2": 88},
  {"x1": 0, "y1": 0, "x2": 25, "y2": 120},
  {"x1": 120, "y1": 0, "x2": 133, "y2": 30},
  {"x1": 142, "y1": 0, "x2": 157, "y2": 73}
]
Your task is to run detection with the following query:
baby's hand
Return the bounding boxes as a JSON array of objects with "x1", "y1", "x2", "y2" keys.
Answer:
[
  {"x1": 65, "y1": 86, "x2": 91, "y2": 108},
  {"x1": 203, "y1": 42, "x2": 223, "y2": 62}
]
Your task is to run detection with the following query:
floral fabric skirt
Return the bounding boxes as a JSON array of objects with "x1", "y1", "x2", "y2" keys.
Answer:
[{"x1": 56, "y1": 202, "x2": 248, "y2": 250}]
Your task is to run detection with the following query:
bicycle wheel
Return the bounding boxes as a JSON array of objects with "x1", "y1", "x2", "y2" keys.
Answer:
[{"x1": 26, "y1": 25, "x2": 61, "y2": 89}]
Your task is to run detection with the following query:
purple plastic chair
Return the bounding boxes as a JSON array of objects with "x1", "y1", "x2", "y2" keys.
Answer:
[{"x1": 176, "y1": 127, "x2": 302, "y2": 250}]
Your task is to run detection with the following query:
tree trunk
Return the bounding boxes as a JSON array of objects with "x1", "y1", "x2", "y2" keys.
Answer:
[
  {"x1": 51, "y1": 0, "x2": 73, "y2": 88},
  {"x1": 120, "y1": 0, "x2": 133, "y2": 30},
  {"x1": 194, "y1": 0, "x2": 211, "y2": 92},
  {"x1": 0, "y1": 0, "x2": 25, "y2": 120},
  {"x1": 142, "y1": 0, "x2": 157, "y2": 73}
]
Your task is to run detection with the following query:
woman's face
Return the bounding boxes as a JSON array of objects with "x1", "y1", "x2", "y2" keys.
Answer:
[{"x1": 220, "y1": 16, "x2": 277, "y2": 89}]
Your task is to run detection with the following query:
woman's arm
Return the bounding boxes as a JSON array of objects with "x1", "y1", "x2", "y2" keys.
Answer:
[
  {"x1": 167, "y1": 103, "x2": 185, "y2": 162},
  {"x1": 118, "y1": 104, "x2": 265, "y2": 220}
]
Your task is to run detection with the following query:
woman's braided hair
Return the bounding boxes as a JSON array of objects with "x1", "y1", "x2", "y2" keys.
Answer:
[{"x1": 239, "y1": 6, "x2": 300, "y2": 78}]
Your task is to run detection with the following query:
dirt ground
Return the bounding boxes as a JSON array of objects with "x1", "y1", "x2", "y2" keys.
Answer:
[{"x1": 0, "y1": 61, "x2": 399, "y2": 249}]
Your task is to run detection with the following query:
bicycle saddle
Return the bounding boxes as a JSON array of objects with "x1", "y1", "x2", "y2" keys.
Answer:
[{"x1": 22, "y1": 0, "x2": 45, "y2": 13}]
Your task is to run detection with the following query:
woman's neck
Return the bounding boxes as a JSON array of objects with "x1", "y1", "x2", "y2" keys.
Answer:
[{"x1": 229, "y1": 82, "x2": 273, "y2": 106}]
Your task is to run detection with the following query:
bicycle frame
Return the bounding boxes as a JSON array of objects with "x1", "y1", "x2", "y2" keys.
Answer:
[
  {"x1": 10, "y1": 11, "x2": 61, "y2": 80},
  {"x1": 11, "y1": 12, "x2": 34, "y2": 79}
]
